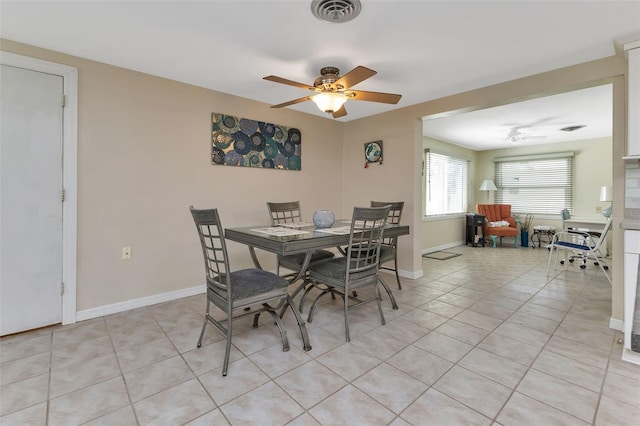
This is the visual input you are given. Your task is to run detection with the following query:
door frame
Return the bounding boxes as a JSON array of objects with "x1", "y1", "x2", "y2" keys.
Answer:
[{"x1": 1, "y1": 51, "x2": 78, "y2": 326}]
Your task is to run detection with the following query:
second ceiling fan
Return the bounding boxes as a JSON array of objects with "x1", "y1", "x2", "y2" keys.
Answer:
[
  {"x1": 504, "y1": 126, "x2": 547, "y2": 144},
  {"x1": 264, "y1": 65, "x2": 402, "y2": 118}
]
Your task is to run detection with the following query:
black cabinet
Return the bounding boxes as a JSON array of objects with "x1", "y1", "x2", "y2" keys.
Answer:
[{"x1": 466, "y1": 214, "x2": 485, "y2": 247}]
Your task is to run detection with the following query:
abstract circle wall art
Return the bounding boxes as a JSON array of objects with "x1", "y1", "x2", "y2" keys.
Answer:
[{"x1": 211, "y1": 113, "x2": 301, "y2": 171}]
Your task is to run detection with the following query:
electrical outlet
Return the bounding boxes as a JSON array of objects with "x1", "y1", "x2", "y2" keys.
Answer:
[
  {"x1": 596, "y1": 206, "x2": 602, "y2": 213},
  {"x1": 121, "y1": 246, "x2": 132, "y2": 260}
]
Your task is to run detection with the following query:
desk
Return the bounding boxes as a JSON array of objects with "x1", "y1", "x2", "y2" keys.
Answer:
[
  {"x1": 564, "y1": 217, "x2": 609, "y2": 257},
  {"x1": 225, "y1": 221, "x2": 410, "y2": 309},
  {"x1": 564, "y1": 217, "x2": 607, "y2": 232}
]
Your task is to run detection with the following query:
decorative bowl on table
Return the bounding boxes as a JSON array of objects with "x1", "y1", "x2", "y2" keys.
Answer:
[{"x1": 313, "y1": 210, "x2": 335, "y2": 228}]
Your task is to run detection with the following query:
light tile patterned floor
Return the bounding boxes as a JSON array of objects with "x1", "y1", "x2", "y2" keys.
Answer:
[{"x1": 2, "y1": 245, "x2": 639, "y2": 425}]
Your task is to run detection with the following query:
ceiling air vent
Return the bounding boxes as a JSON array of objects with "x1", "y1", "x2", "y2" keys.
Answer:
[
  {"x1": 560, "y1": 125, "x2": 586, "y2": 132},
  {"x1": 311, "y1": 0, "x2": 362, "y2": 23}
]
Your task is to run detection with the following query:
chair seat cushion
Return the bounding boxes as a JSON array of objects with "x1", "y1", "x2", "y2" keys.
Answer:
[
  {"x1": 309, "y1": 257, "x2": 377, "y2": 285},
  {"x1": 553, "y1": 241, "x2": 593, "y2": 251},
  {"x1": 212, "y1": 269, "x2": 288, "y2": 300},
  {"x1": 378, "y1": 244, "x2": 395, "y2": 263},
  {"x1": 279, "y1": 249, "x2": 334, "y2": 268}
]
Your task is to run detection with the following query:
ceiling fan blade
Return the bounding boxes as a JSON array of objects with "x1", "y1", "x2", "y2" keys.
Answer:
[
  {"x1": 347, "y1": 90, "x2": 402, "y2": 104},
  {"x1": 263, "y1": 75, "x2": 316, "y2": 91},
  {"x1": 270, "y1": 96, "x2": 313, "y2": 108},
  {"x1": 332, "y1": 105, "x2": 347, "y2": 118},
  {"x1": 334, "y1": 66, "x2": 377, "y2": 89}
]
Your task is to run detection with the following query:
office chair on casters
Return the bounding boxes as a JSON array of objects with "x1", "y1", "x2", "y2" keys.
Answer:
[
  {"x1": 546, "y1": 206, "x2": 612, "y2": 285},
  {"x1": 558, "y1": 208, "x2": 582, "y2": 263},
  {"x1": 190, "y1": 206, "x2": 311, "y2": 376},
  {"x1": 559, "y1": 208, "x2": 607, "y2": 270}
]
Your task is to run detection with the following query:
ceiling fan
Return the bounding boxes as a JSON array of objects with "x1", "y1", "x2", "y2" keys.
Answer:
[
  {"x1": 263, "y1": 65, "x2": 402, "y2": 118},
  {"x1": 504, "y1": 126, "x2": 547, "y2": 144}
]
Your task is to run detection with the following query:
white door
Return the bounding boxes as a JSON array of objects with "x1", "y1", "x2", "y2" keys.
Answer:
[{"x1": 1, "y1": 64, "x2": 64, "y2": 335}]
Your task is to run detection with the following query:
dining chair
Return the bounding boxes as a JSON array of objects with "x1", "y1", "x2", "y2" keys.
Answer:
[
  {"x1": 334, "y1": 202, "x2": 401, "y2": 310},
  {"x1": 370, "y1": 201, "x2": 404, "y2": 290},
  {"x1": 306, "y1": 205, "x2": 391, "y2": 342},
  {"x1": 267, "y1": 201, "x2": 335, "y2": 316},
  {"x1": 189, "y1": 206, "x2": 311, "y2": 376},
  {"x1": 266, "y1": 201, "x2": 335, "y2": 278}
]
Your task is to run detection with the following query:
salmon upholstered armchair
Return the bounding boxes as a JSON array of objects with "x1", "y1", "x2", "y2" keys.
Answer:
[{"x1": 476, "y1": 204, "x2": 519, "y2": 247}]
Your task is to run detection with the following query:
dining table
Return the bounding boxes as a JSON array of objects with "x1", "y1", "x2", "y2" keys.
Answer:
[{"x1": 225, "y1": 220, "x2": 411, "y2": 310}]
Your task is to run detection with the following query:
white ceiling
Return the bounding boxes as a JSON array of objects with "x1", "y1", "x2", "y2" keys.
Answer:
[
  {"x1": 1, "y1": 0, "x2": 639, "y2": 149},
  {"x1": 423, "y1": 83, "x2": 614, "y2": 151}
]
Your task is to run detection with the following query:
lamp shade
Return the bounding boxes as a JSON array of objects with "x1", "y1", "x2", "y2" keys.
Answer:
[
  {"x1": 311, "y1": 93, "x2": 347, "y2": 112},
  {"x1": 479, "y1": 180, "x2": 497, "y2": 191},
  {"x1": 599, "y1": 185, "x2": 612, "y2": 202}
]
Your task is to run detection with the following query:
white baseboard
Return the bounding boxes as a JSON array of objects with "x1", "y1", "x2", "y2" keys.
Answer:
[
  {"x1": 609, "y1": 317, "x2": 624, "y2": 331},
  {"x1": 622, "y1": 348, "x2": 640, "y2": 365},
  {"x1": 77, "y1": 259, "x2": 428, "y2": 323},
  {"x1": 76, "y1": 285, "x2": 204, "y2": 322},
  {"x1": 399, "y1": 268, "x2": 423, "y2": 280}
]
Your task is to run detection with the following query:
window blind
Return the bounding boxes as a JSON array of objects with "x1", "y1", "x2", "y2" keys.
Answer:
[
  {"x1": 425, "y1": 149, "x2": 468, "y2": 216},
  {"x1": 494, "y1": 153, "x2": 573, "y2": 215}
]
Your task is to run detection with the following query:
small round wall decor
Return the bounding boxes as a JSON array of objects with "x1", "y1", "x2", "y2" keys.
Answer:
[{"x1": 364, "y1": 140, "x2": 383, "y2": 168}]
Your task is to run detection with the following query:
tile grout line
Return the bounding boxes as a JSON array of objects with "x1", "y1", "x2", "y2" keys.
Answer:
[
  {"x1": 490, "y1": 270, "x2": 609, "y2": 424},
  {"x1": 45, "y1": 329, "x2": 53, "y2": 426},
  {"x1": 107, "y1": 315, "x2": 142, "y2": 426}
]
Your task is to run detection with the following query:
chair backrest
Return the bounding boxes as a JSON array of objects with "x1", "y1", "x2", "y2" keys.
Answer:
[
  {"x1": 476, "y1": 204, "x2": 512, "y2": 222},
  {"x1": 189, "y1": 206, "x2": 230, "y2": 295},
  {"x1": 370, "y1": 201, "x2": 404, "y2": 225},
  {"x1": 267, "y1": 201, "x2": 302, "y2": 225},
  {"x1": 561, "y1": 208, "x2": 571, "y2": 230},
  {"x1": 370, "y1": 201, "x2": 404, "y2": 245},
  {"x1": 345, "y1": 206, "x2": 390, "y2": 283},
  {"x1": 590, "y1": 213, "x2": 613, "y2": 251}
]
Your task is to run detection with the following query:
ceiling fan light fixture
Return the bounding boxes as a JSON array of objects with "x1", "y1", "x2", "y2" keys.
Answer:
[{"x1": 311, "y1": 92, "x2": 347, "y2": 113}]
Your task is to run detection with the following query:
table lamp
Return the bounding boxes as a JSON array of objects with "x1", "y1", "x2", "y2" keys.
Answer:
[
  {"x1": 600, "y1": 185, "x2": 612, "y2": 217},
  {"x1": 479, "y1": 180, "x2": 497, "y2": 201}
]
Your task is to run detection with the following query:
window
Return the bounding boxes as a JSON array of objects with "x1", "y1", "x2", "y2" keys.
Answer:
[
  {"x1": 424, "y1": 149, "x2": 468, "y2": 216},
  {"x1": 494, "y1": 152, "x2": 573, "y2": 215}
]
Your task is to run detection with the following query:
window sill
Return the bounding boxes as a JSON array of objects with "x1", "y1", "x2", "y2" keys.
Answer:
[{"x1": 423, "y1": 214, "x2": 466, "y2": 222}]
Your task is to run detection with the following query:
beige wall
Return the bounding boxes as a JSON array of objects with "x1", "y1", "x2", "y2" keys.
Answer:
[
  {"x1": 341, "y1": 111, "x2": 423, "y2": 278},
  {"x1": 1, "y1": 39, "x2": 345, "y2": 312},
  {"x1": 2, "y1": 39, "x2": 628, "y2": 321}
]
